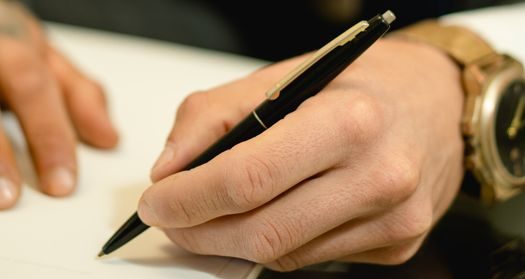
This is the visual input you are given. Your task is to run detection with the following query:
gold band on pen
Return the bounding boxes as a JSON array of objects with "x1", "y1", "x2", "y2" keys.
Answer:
[{"x1": 252, "y1": 111, "x2": 268, "y2": 129}]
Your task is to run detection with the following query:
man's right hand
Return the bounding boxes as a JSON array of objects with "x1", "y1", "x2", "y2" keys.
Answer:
[{"x1": 0, "y1": 2, "x2": 119, "y2": 209}]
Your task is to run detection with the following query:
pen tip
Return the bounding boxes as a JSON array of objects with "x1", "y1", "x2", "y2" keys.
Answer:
[{"x1": 97, "y1": 251, "x2": 106, "y2": 258}]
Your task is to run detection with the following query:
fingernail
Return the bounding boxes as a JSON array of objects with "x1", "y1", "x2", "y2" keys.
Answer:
[
  {"x1": 138, "y1": 198, "x2": 158, "y2": 226},
  {"x1": 46, "y1": 167, "x2": 75, "y2": 196},
  {"x1": 0, "y1": 177, "x2": 17, "y2": 209},
  {"x1": 152, "y1": 144, "x2": 175, "y2": 174}
]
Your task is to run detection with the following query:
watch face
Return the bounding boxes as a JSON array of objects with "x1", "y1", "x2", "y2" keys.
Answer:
[{"x1": 495, "y1": 79, "x2": 525, "y2": 178}]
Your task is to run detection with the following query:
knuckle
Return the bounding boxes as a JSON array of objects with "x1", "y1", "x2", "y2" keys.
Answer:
[
  {"x1": 391, "y1": 157, "x2": 420, "y2": 200},
  {"x1": 178, "y1": 91, "x2": 209, "y2": 117},
  {"x1": 376, "y1": 242, "x2": 421, "y2": 265},
  {"x1": 245, "y1": 218, "x2": 291, "y2": 263},
  {"x1": 9, "y1": 68, "x2": 49, "y2": 102},
  {"x1": 3, "y1": 46, "x2": 33, "y2": 72},
  {"x1": 388, "y1": 204, "x2": 433, "y2": 242},
  {"x1": 337, "y1": 93, "x2": 385, "y2": 145},
  {"x1": 404, "y1": 206, "x2": 433, "y2": 239},
  {"x1": 169, "y1": 229, "x2": 203, "y2": 254},
  {"x1": 226, "y1": 152, "x2": 277, "y2": 210},
  {"x1": 2, "y1": 47, "x2": 50, "y2": 99},
  {"x1": 269, "y1": 255, "x2": 304, "y2": 272},
  {"x1": 374, "y1": 155, "x2": 421, "y2": 207}
]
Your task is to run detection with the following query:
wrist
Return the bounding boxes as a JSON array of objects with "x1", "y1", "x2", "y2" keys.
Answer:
[
  {"x1": 383, "y1": 34, "x2": 463, "y2": 77},
  {"x1": 391, "y1": 19, "x2": 525, "y2": 204},
  {"x1": 381, "y1": 35, "x2": 464, "y2": 107}
]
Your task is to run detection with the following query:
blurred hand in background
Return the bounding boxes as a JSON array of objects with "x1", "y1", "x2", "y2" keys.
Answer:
[{"x1": 0, "y1": 2, "x2": 118, "y2": 209}]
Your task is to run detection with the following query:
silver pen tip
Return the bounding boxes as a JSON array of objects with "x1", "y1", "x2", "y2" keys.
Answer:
[
  {"x1": 382, "y1": 10, "x2": 396, "y2": 25},
  {"x1": 97, "y1": 251, "x2": 106, "y2": 258}
]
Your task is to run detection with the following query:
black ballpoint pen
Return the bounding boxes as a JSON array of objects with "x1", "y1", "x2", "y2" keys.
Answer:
[{"x1": 98, "y1": 10, "x2": 396, "y2": 257}]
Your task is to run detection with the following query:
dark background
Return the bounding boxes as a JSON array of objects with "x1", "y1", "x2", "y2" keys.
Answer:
[{"x1": 21, "y1": 0, "x2": 522, "y2": 61}]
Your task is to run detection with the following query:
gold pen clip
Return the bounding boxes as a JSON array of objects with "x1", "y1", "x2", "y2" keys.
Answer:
[{"x1": 265, "y1": 21, "x2": 370, "y2": 101}]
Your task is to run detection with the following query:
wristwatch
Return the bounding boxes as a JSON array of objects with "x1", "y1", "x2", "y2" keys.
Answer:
[{"x1": 393, "y1": 20, "x2": 525, "y2": 204}]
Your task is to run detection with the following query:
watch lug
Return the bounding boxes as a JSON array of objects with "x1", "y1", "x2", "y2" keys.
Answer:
[
  {"x1": 461, "y1": 54, "x2": 505, "y2": 137},
  {"x1": 462, "y1": 55, "x2": 525, "y2": 205}
]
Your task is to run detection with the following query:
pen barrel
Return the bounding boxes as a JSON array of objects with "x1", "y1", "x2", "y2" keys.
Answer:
[
  {"x1": 101, "y1": 12, "x2": 394, "y2": 257},
  {"x1": 102, "y1": 212, "x2": 148, "y2": 254},
  {"x1": 254, "y1": 14, "x2": 390, "y2": 127},
  {"x1": 183, "y1": 114, "x2": 266, "y2": 170}
]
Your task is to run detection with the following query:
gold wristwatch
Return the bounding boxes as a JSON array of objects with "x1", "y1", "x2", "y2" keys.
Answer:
[{"x1": 394, "y1": 20, "x2": 525, "y2": 204}]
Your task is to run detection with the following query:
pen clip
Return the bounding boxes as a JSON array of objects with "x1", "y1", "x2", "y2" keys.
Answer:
[{"x1": 265, "y1": 20, "x2": 370, "y2": 101}]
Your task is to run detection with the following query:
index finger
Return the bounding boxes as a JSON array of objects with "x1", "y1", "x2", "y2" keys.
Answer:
[{"x1": 138, "y1": 92, "x2": 380, "y2": 228}]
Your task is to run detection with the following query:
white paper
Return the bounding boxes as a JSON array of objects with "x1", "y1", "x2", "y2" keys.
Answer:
[{"x1": 0, "y1": 23, "x2": 267, "y2": 279}]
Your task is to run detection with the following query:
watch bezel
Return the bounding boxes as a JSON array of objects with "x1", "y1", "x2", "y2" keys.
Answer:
[{"x1": 476, "y1": 57, "x2": 525, "y2": 200}]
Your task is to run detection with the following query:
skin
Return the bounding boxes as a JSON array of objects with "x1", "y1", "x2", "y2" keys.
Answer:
[
  {"x1": 0, "y1": 2, "x2": 118, "y2": 209},
  {"x1": 140, "y1": 38, "x2": 465, "y2": 270}
]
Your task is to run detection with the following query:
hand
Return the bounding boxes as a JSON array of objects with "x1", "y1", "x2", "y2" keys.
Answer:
[
  {"x1": 0, "y1": 2, "x2": 118, "y2": 209},
  {"x1": 507, "y1": 95, "x2": 525, "y2": 139},
  {"x1": 139, "y1": 38, "x2": 464, "y2": 270}
]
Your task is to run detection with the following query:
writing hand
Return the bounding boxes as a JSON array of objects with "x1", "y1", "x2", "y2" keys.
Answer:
[
  {"x1": 141, "y1": 38, "x2": 463, "y2": 270},
  {"x1": 0, "y1": 3, "x2": 118, "y2": 209}
]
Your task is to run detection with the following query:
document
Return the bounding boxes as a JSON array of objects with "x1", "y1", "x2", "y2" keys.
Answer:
[{"x1": 0, "y1": 23, "x2": 266, "y2": 279}]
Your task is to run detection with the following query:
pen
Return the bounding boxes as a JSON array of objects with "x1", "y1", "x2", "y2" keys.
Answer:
[{"x1": 98, "y1": 10, "x2": 396, "y2": 257}]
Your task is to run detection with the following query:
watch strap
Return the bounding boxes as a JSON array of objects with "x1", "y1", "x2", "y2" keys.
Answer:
[{"x1": 392, "y1": 19, "x2": 497, "y2": 66}]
